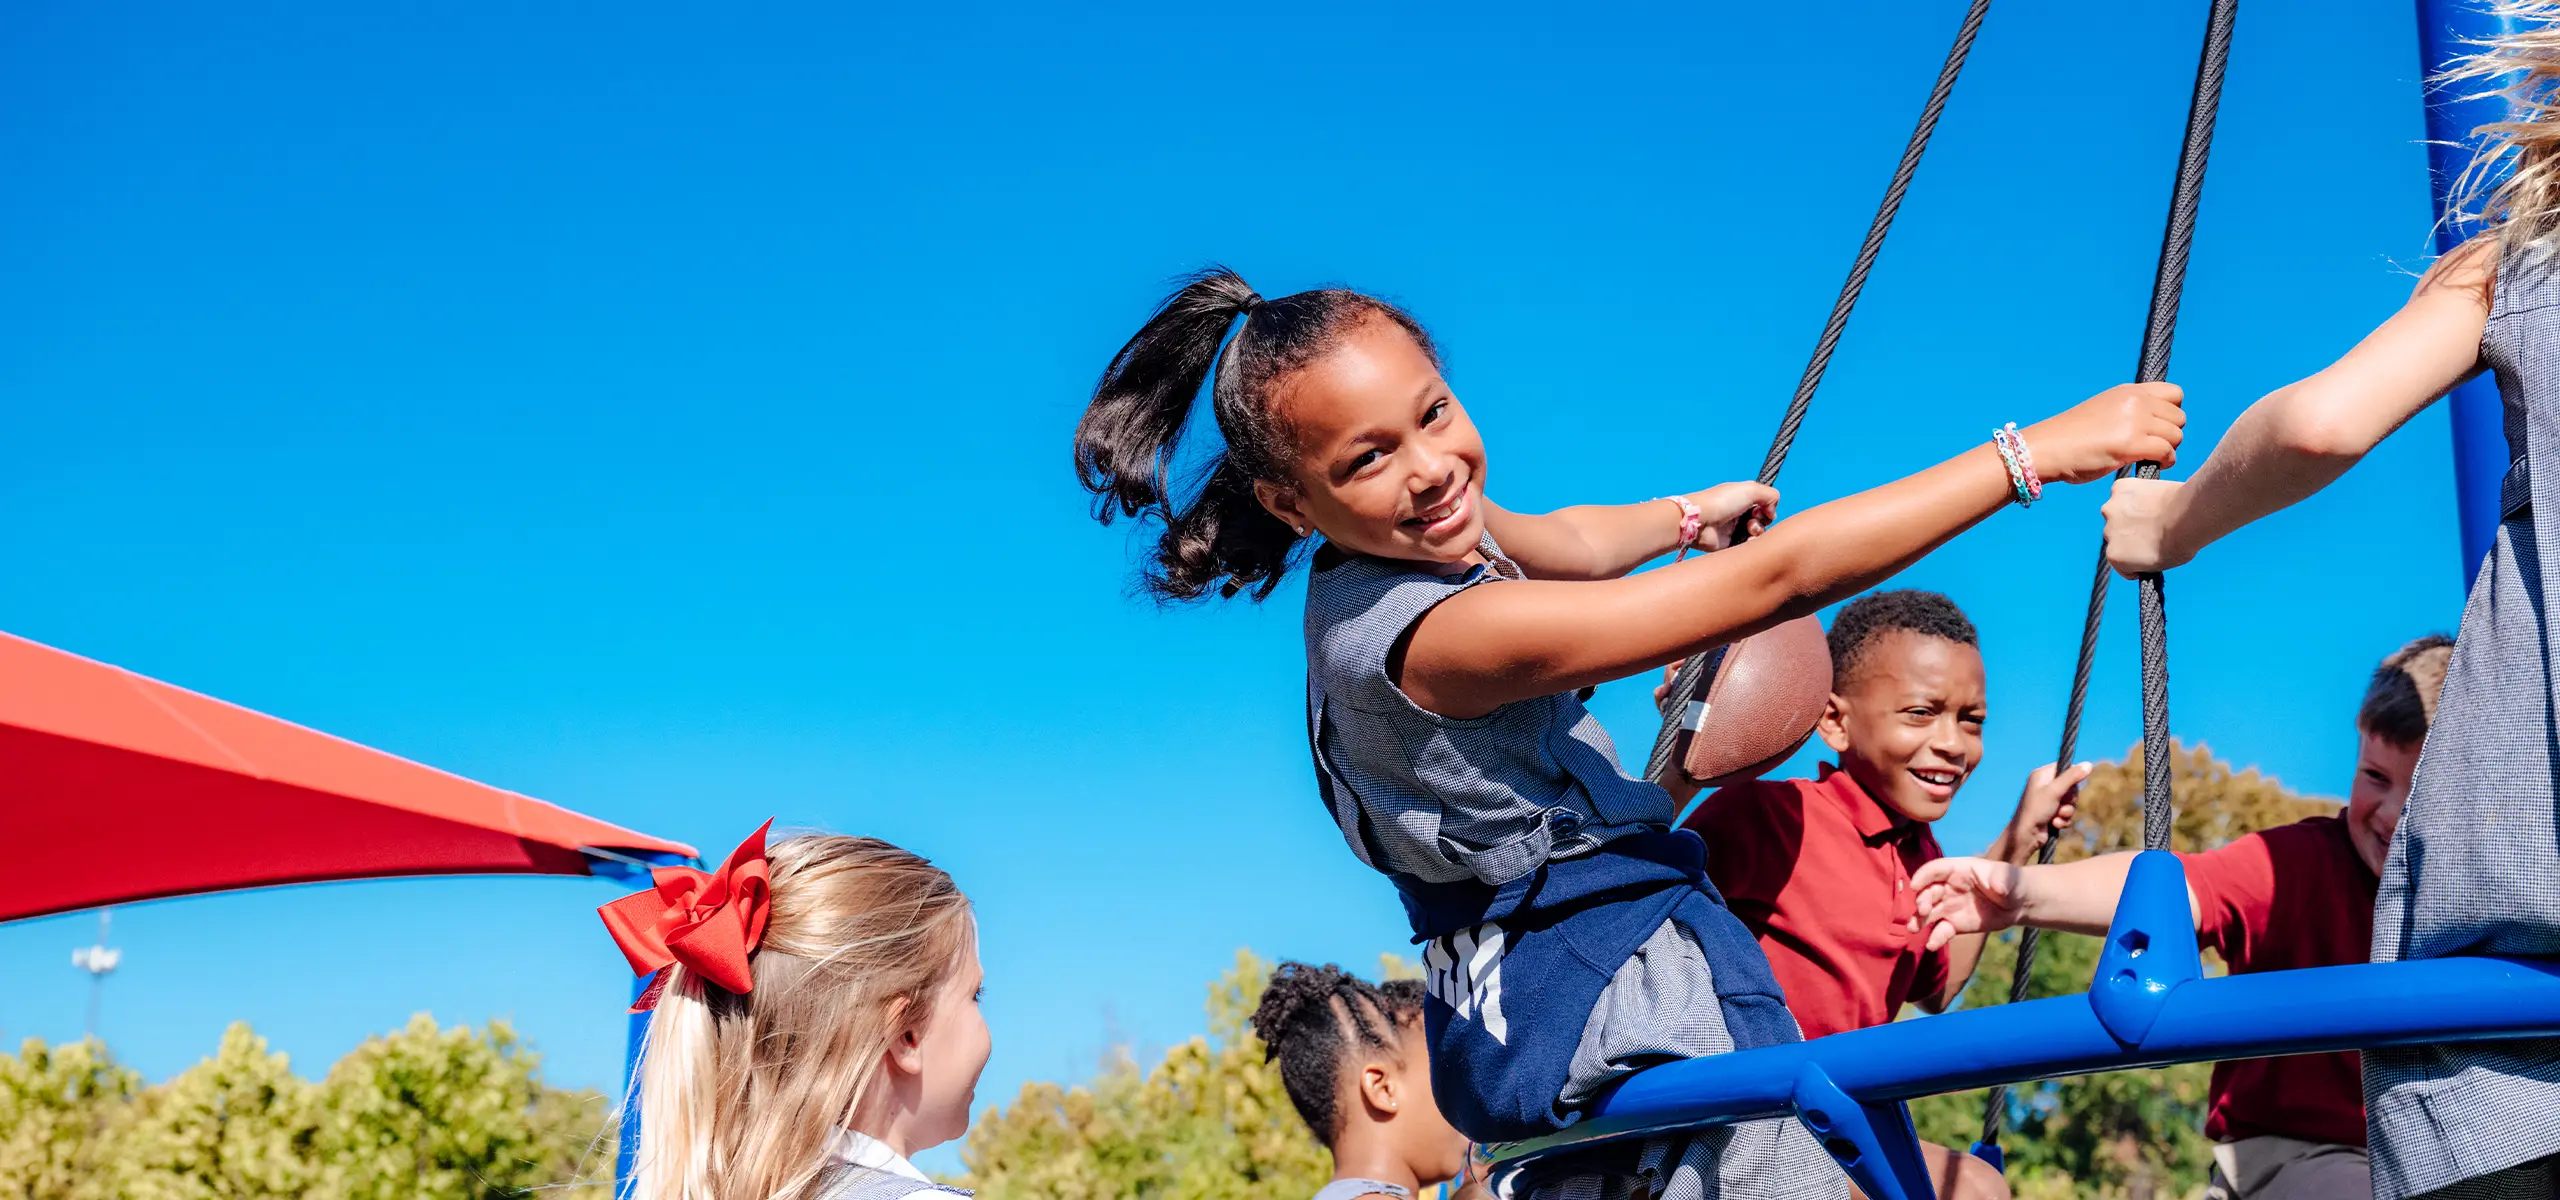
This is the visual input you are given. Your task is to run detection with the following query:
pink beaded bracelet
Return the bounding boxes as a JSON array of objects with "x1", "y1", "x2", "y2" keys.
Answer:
[
  {"x1": 1992, "y1": 423, "x2": 2043, "y2": 506},
  {"x1": 1659, "y1": 495, "x2": 1705, "y2": 559}
]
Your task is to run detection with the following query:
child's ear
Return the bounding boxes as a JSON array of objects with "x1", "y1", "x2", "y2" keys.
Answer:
[
  {"x1": 1817, "y1": 692, "x2": 1851, "y2": 754},
  {"x1": 1357, "y1": 1062, "x2": 1400, "y2": 1117},
  {"x1": 888, "y1": 1025, "x2": 926, "y2": 1075},
  {"x1": 1253, "y1": 479, "x2": 1311, "y2": 538},
  {"x1": 886, "y1": 1001, "x2": 927, "y2": 1075}
]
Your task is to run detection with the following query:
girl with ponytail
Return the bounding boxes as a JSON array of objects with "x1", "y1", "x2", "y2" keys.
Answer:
[
  {"x1": 601, "y1": 823, "x2": 988, "y2": 1200},
  {"x1": 1076, "y1": 267, "x2": 2182, "y2": 1199}
]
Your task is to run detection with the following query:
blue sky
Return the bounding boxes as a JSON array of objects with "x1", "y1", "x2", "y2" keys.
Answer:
[{"x1": 1, "y1": 0, "x2": 2467, "y2": 1174}]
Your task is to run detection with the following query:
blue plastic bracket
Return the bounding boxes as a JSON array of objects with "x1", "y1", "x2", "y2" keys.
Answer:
[
  {"x1": 1790, "y1": 1062, "x2": 1934, "y2": 1200},
  {"x1": 2088, "y1": 850, "x2": 2205, "y2": 1047},
  {"x1": 1967, "y1": 1139, "x2": 2005, "y2": 1175}
]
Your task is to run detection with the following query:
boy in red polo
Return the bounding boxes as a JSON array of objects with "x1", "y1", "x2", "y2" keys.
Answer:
[
  {"x1": 1909, "y1": 634, "x2": 2455, "y2": 1200},
  {"x1": 1680, "y1": 590, "x2": 2086, "y2": 1200}
]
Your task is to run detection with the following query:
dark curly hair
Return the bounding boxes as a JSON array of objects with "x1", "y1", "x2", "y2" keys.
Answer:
[
  {"x1": 1827, "y1": 589, "x2": 1979, "y2": 686},
  {"x1": 1246, "y1": 962, "x2": 1424, "y2": 1147},
  {"x1": 1073, "y1": 266, "x2": 1439, "y2": 602}
]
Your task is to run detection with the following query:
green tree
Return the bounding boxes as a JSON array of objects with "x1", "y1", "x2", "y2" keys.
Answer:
[
  {"x1": 119, "y1": 1023, "x2": 317, "y2": 1199},
  {"x1": 307, "y1": 1014, "x2": 610, "y2": 1200},
  {"x1": 962, "y1": 950, "x2": 1335, "y2": 1200},
  {"x1": 0, "y1": 1017, "x2": 612, "y2": 1200},
  {"x1": 0, "y1": 1037, "x2": 139, "y2": 1200}
]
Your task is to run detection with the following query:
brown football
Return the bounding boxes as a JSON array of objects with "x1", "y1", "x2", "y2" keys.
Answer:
[{"x1": 1678, "y1": 614, "x2": 1834, "y2": 787}]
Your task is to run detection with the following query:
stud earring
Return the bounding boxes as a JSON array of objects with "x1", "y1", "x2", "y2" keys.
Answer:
[{"x1": 1294, "y1": 525, "x2": 1307, "y2": 536}]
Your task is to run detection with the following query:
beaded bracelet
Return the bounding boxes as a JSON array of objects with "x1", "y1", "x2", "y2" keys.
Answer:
[
  {"x1": 1658, "y1": 494, "x2": 1705, "y2": 559},
  {"x1": 2006, "y1": 424, "x2": 2044, "y2": 502},
  {"x1": 1991, "y1": 423, "x2": 2043, "y2": 507}
]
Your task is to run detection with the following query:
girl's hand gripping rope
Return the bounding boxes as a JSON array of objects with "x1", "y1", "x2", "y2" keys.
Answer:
[
  {"x1": 2100, "y1": 477, "x2": 2191, "y2": 575},
  {"x1": 2018, "y1": 382, "x2": 2187, "y2": 484},
  {"x1": 1680, "y1": 482, "x2": 1780, "y2": 553}
]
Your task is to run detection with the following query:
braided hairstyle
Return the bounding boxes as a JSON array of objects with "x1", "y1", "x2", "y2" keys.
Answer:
[
  {"x1": 1827, "y1": 589, "x2": 1979, "y2": 687},
  {"x1": 1073, "y1": 266, "x2": 1440, "y2": 602},
  {"x1": 1247, "y1": 962, "x2": 1425, "y2": 1147}
]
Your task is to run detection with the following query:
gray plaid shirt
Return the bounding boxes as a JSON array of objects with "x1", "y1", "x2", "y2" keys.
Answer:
[{"x1": 1302, "y1": 535, "x2": 1679, "y2": 890}]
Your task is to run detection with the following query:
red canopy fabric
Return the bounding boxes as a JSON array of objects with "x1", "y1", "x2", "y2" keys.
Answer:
[{"x1": 1, "y1": 631, "x2": 697, "y2": 923}]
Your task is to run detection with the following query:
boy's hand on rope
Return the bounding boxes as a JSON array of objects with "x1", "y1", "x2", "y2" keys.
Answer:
[
  {"x1": 2100, "y1": 477, "x2": 2191, "y2": 575},
  {"x1": 2006, "y1": 760, "x2": 2092, "y2": 859},
  {"x1": 1909, "y1": 856, "x2": 2029, "y2": 951},
  {"x1": 1681, "y1": 482, "x2": 1780, "y2": 552},
  {"x1": 2021, "y1": 382, "x2": 2186, "y2": 484}
]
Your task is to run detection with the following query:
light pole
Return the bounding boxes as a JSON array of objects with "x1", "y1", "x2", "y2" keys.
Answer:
[{"x1": 70, "y1": 908, "x2": 120, "y2": 1041}]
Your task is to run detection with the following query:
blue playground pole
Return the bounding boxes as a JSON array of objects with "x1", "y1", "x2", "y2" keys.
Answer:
[
  {"x1": 586, "y1": 849, "x2": 695, "y2": 1199},
  {"x1": 619, "y1": 975, "x2": 651, "y2": 1196},
  {"x1": 2415, "y1": 0, "x2": 2521, "y2": 585}
]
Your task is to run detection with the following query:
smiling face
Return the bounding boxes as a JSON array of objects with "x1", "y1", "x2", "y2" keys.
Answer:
[
  {"x1": 2345, "y1": 729, "x2": 2420, "y2": 876},
  {"x1": 1819, "y1": 631, "x2": 1987, "y2": 824},
  {"x1": 1252, "y1": 316, "x2": 1489, "y2": 567}
]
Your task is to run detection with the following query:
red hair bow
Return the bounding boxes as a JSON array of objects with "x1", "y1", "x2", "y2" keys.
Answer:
[{"x1": 599, "y1": 820, "x2": 774, "y2": 1012}]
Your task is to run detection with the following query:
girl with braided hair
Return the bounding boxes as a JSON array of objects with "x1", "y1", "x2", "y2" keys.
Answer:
[{"x1": 1250, "y1": 962, "x2": 1477, "y2": 1200}]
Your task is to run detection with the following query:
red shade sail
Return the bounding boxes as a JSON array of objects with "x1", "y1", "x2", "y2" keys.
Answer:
[{"x1": 0, "y1": 630, "x2": 697, "y2": 924}]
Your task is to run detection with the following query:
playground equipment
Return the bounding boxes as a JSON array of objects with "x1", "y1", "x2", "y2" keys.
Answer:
[
  {"x1": 0, "y1": 628, "x2": 695, "y2": 1191},
  {"x1": 1, "y1": 629, "x2": 695, "y2": 923},
  {"x1": 1498, "y1": 3, "x2": 2560, "y2": 1198}
]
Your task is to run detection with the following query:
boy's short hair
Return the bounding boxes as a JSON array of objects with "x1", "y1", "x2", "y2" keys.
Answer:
[
  {"x1": 1827, "y1": 589, "x2": 1979, "y2": 686},
  {"x1": 2359, "y1": 634, "x2": 2455, "y2": 747}
]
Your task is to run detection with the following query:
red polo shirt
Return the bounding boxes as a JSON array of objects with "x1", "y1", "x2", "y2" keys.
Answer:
[
  {"x1": 2179, "y1": 816, "x2": 2375, "y2": 1147},
  {"x1": 1683, "y1": 766, "x2": 1951, "y2": 1040}
]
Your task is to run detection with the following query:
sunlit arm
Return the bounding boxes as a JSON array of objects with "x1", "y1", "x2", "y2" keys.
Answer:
[
  {"x1": 2134, "y1": 240, "x2": 2496, "y2": 572},
  {"x1": 1406, "y1": 445, "x2": 2021, "y2": 718},
  {"x1": 1481, "y1": 498, "x2": 1693, "y2": 582},
  {"x1": 1916, "y1": 807, "x2": 2078, "y2": 1012}
]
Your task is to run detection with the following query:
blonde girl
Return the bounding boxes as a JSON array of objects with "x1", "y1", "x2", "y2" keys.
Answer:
[
  {"x1": 600, "y1": 823, "x2": 990, "y2": 1200},
  {"x1": 2101, "y1": 7, "x2": 2560, "y2": 1196}
]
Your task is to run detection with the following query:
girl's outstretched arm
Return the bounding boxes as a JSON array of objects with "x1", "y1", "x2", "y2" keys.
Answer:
[
  {"x1": 1398, "y1": 383, "x2": 2185, "y2": 718},
  {"x1": 1482, "y1": 484, "x2": 1776, "y2": 582},
  {"x1": 2103, "y1": 239, "x2": 2496, "y2": 575}
]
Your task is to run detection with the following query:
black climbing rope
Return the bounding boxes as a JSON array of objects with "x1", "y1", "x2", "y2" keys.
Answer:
[
  {"x1": 1980, "y1": 0, "x2": 2236, "y2": 1150},
  {"x1": 1646, "y1": 0, "x2": 1995, "y2": 783}
]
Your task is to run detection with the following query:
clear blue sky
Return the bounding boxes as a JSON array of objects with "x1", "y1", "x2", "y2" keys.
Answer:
[{"x1": 1, "y1": 0, "x2": 2465, "y2": 1173}]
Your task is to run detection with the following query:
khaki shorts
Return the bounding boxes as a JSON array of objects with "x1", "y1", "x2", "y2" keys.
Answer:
[{"x1": 2205, "y1": 1136, "x2": 2371, "y2": 1200}]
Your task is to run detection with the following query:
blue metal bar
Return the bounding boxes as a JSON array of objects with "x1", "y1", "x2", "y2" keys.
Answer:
[
  {"x1": 1490, "y1": 956, "x2": 2560, "y2": 1177},
  {"x1": 617, "y1": 976, "x2": 650, "y2": 1197},
  {"x1": 2416, "y1": 0, "x2": 2521, "y2": 583},
  {"x1": 586, "y1": 847, "x2": 695, "y2": 1199},
  {"x1": 1485, "y1": 855, "x2": 2560, "y2": 1196}
]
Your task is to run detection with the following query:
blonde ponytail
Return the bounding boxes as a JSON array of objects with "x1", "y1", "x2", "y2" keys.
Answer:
[{"x1": 629, "y1": 835, "x2": 974, "y2": 1200}]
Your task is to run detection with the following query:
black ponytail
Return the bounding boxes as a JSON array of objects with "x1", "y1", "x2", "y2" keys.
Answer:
[
  {"x1": 1073, "y1": 266, "x2": 1441, "y2": 602},
  {"x1": 1247, "y1": 961, "x2": 1424, "y2": 1147}
]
